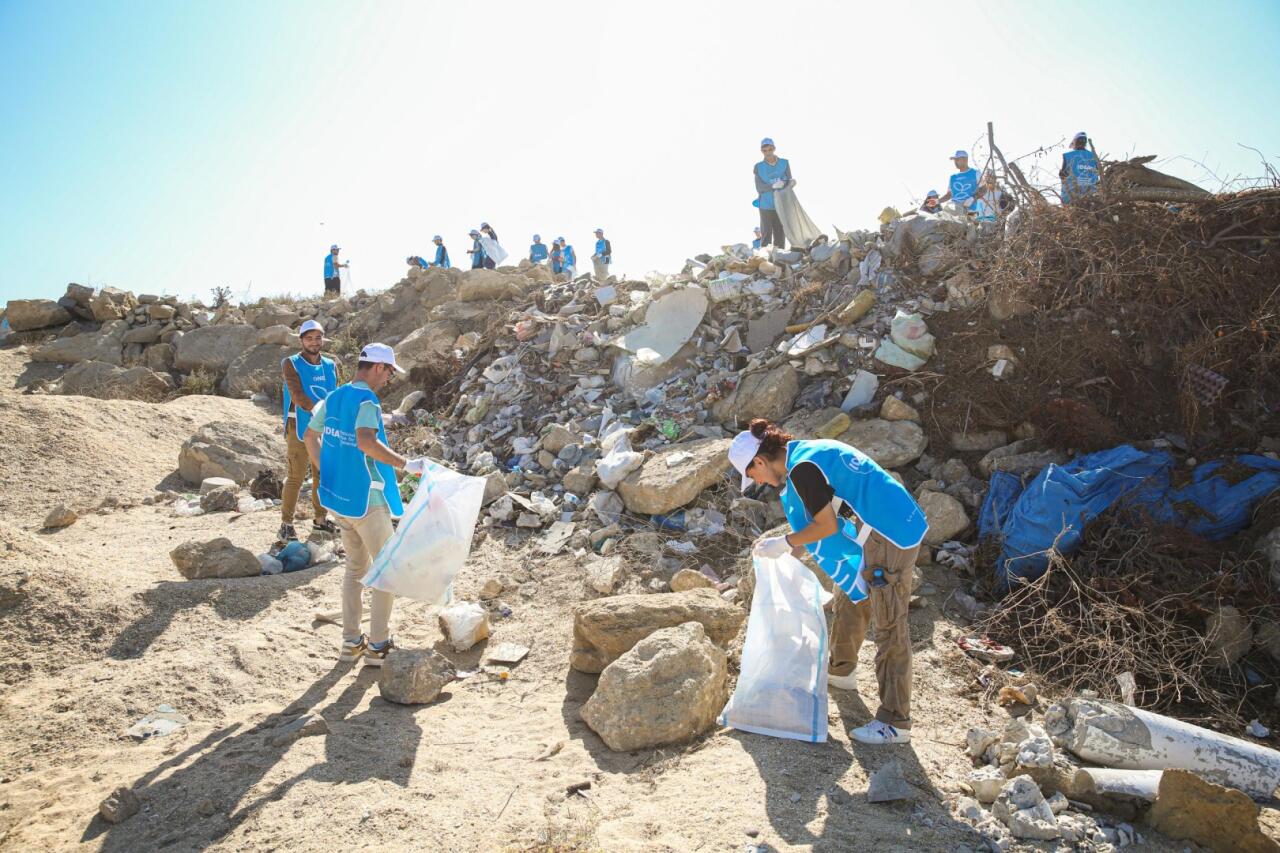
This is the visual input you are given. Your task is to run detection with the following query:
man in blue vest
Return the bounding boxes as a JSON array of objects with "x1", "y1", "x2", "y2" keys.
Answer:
[
  {"x1": 751, "y1": 227, "x2": 762, "y2": 250},
  {"x1": 753, "y1": 137, "x2": 792, "y2": 248},
  {"x1": 549, "y1": 239, "x2": 563, "y2": 276},
  {"x1": 323, "y1": 245, "x2": 348, "y2": 297},
  {"x1": 733, "y1": 417, "x2": 928, "y2": 745},
  {"x1": 303, "y1": 343, "x2": 427, "y2": 665},
  {"x1": 1060, "y1": 131, "x2": 1100, "y2": 203},
  {"x1": 939, "y1": 150, "x2": 984, "y2": 212},
  {"x1": 467, "y1": 230, "x2": 487, "y2": 269},
  {"x1": 279, "y1": 319, "x2": 339, "y2": 542},
  {"x1": 529, "y1": 234, "x2": 548, "y2": 264},
  {"x1": 591, "y1": 228, "x2": 612, "y2": 281},
  {"x1": 429, "y1": 235, "x2": 451, "y2": 268}
]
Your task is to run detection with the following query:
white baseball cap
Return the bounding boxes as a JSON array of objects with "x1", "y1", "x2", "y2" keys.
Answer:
[
  {"x1": 359, "y1": 342, "x2": 405, "y2": 373},
  {"x1": 728, "y1": 430, "x2": 763, "y2": 491},
  {"x1": 298, "y1": 319, "x2": 323, "y2": 336}
]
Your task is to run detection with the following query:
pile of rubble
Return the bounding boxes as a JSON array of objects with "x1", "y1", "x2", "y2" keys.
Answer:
[{"x1": 951, "y1": 694, "x2": 1280, "y2": 851}]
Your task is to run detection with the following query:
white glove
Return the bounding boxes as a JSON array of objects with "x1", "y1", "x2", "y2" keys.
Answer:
[
  {"x1": 403, "y1": 458, "x2": 428, "y2": 476},
  {"x1": 753, "y1": 535, "x2": 791, "y2": 559},
  {"x1": 771, "y1": 180, "x2": 785, "y2": 190}
]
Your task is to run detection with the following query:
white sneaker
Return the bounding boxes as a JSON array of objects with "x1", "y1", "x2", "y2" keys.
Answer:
[
  {"x1": 339, "y1": 634, "x2": 367, "y2": 663},
  {"x1": 828, "y1": 671, "x2": 859, "y2": 691},
  {"x1": 850, "y1": 720, "x2": 911, "y2": 745}
]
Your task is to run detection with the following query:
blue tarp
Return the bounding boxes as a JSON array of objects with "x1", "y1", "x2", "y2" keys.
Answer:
[{"x1": 980, "y1": 444, "x2": 1280, "y2": 592}]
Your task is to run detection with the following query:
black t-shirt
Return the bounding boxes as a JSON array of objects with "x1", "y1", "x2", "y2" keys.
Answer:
[{"x1": 787, "y1": 461, "x2": 854, "y2": 520}]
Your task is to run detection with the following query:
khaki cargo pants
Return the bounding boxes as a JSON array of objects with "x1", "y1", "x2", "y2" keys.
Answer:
[
  {"x1": 335, "y1": 505, "x2": 395, "y2": 645},
  {"x1": 828, "y1": 530, "x2": 918, "y2": 729},
  {"x1": 282, "y1": 425, "x2": 326, "y2": 524}
]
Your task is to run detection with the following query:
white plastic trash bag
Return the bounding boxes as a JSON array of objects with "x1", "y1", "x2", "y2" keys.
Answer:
[
  {"x1": 596, "y1": 427, "x2": 643, "y2": 489},
  {"x1": 719, "y1": 554, "x2": 832, "y2": 742},
  {"x1": 362, "y1": 460, "x2": 485, "y2": 604},
  {"x1": 479, "y1": 237, "x2": 508, "y2": 266}
]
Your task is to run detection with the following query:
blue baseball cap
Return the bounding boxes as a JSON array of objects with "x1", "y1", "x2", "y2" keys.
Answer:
[
  {"x1": 469, "y1": 229, "x2": 480, "y2": 237},
  {"x1": 533, "y1": 234, "x2": 541, "y2": 241},
  {"x1": 754, "y1": 227, "x2": 761, "y2": 234},
  {"x1": 330, "y1": 244, "x2": 340, "y2": 251},
  {"x1": 480, "y1": 222, "x2": 490, "y2": 228},
  {"x1": 594, "y1": 228, "x2": 603, "y2": 234},
  {"x1": 951, "y1": 150, "x2": 968, "y2": 160},
  {"x1": 556, "y1": 236, "x2": 564, "y2": 243},
  {"x1": 1073, "y1": 131, "x2": 1088, "y2": 142},
  {"x1": 926, "y1": 189, "x2": 939, "y2": 198},
  {"x1": 432, "y1": 234, "x2": 442, "y2": 241},
  {"x1": 760, "y1": 137, "x2": 775, "y2": 148}
]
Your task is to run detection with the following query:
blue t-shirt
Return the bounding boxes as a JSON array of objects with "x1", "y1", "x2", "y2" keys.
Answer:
[
  {"x1": 754, "y1": 158, "x2": 791, "y2": 210},
  {"x1": 307, "y1": 381, "x2": 387, "y2": 511},
  {"x1": 324, "y1": 253, "x2": 337, "y2": 278},
  {"x1": 949, "y1": 168, "x2": 980, "y2": 207},
  {"x1": 530, "y1": 242, "x2": 548, "y2": 263}
]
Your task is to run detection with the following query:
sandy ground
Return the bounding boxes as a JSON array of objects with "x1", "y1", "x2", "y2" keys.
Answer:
[{"x1": 0, "y1": 346, "x2": 1250, "y2": 852}]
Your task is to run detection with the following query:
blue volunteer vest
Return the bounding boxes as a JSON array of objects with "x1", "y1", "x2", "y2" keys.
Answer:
[
  {"x1": 281, "y1": 353, "x2": 338, "y2": 440},
  {"x1": 434, "y1": 245, "x2": 451, "y2": 268},
  {"x1": 563, "y1": 245, "x2": 576, "y2": 267},
  {"x1": 1062, "y1": 149, "x2": 1099, "y2": 202},
  {"x1": 949, "y1": 168, "x2": 979, "y2": 207},
  {"x1": 779, "y1": 440, "x2": 929, "y2": 602},
  {"x1": 755, "y1": 158, "x2": 790, "y2": 210},
  {"x1": 530, "y1": 243, "x2": 548, "y2": 263},
  {"x1": 317, "y1": 384, "x2": 405, "y2": 519}
]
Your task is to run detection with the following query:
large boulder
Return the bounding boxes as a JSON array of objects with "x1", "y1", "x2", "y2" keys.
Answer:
[
  {"x1": 5, "y1": 299, "x2": 71, "y2": 331},
  {"x1": 918, "y1": 490, "x2": 969, "y2": 546},
  {"x1": 570, "y1": 588, "x2": 745, "y2": 673},
  {"x1": 223, "y1": 344, "x2": 292, "y2": 399},
  {"x1": 1149, "y1": 768, "x2": 1277, "y2": 853},
  {"x1": 617, "y1": 438, "x2": 731, "y2": 515},
  {"x1": 121, "y1": 324, "x2": 164, "y2": 345},
  {"x1": 89, "y1": 287, "x2": 136, "y2": 322},
  {"x1": 256, "y1": 324, "x2": 299, "y2": 347},
  {"x1": 839, "y1": 419, "x2": 928, "y2": 469},
  {"x1": 580, "y1": 622, "x2": 729, "y2": 751},
  {"x1": 58, "y1": 361, "x2": 174, "y2": 400},
  {"x1": 170, "y1": 537, "x2": 260, "y2": 580},
  {"x1": 30, "y1": 320, "x2": 127, "y2": 365},
  {"x1": 395, "y1": 320, "x2": 461, "y2": 372},
  {"x1": 251, "y1": 303, "x2": 299, "y2": 329},
  {"x1": 710, "y1": 364, "x2": 800, "y2": 427},
  {"x1": 178, "y1": 419, "x2": 284, "y2": 485},
  {"x1": 174, "y1": 324, "x2": 259, "y2": 372},
  {"x1": 379, "y1": 648, "x2": 456, "y2": 705},
  {"x1": 144, "y1": 342, "x2": 176, "y2": 373},
  {"x1": 456, "y1": 269, "x2": 528, "y2": 302}
]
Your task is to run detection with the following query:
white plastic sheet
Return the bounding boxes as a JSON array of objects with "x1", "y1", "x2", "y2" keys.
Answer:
[
  {"x1": 718, "y1": 554, "x2": 832, "y2": 742},
  {"x1": 362, "y1": 460, "x2": 485, "y2": 604}
]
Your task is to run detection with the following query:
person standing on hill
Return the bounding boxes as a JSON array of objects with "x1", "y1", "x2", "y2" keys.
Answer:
[
  {"x1": 323, "y1": 245, "x2": 348, "y2": 297},
  {"x1": 480, "y1": 222, "x2": 499, "y2": 243},
  {"x1": 549, "y1": 238, "x2": 563, "y2": 276},
  {"x1": 279, "y1": 319, "x2": 339, "y2": 543},
  {"x1": 940, "y1": 150, "x2": 984, "y2": 212},
  {"x1": 467, "y1": 230, "x2": 487, "y2": 269},
  {"x1": 529, "y1": 234, "x2": 548, "y2": 264},
  {"x1": 304, "y1": 343, "x2": 427, "y2": 666},
  {"x1": 731, "y1": 417, "x2": 929, "y2": 746},
  {"x1": 429, "y1": 235, "x2": 451, "y2": 268},
  {"x1": 561, "y1": 238, "x2": 577, "y2": 279},
  {"x1": 1060, "y1": 131, "x2": 1100, "y2": 203},
  {"x1": 752, "y1": 226, "x2": 763, "y2": 250},
  {"x1": 591, "y1": 228, "x2": 612, "y2": 281},
  {"x1": 753, "y1": 137, "x2": 792, "y2": 248}
]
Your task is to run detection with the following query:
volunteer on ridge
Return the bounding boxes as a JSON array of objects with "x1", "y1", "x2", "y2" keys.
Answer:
[
  {"x1": 278, "y1": 319, "x2": 338, "y2": 542},
  {"x1": 303, "y1": 343, "x2": 427, "y2": 666},
  {"x1": 731, "y1": 418, "x2": 929, "y2": 745}
]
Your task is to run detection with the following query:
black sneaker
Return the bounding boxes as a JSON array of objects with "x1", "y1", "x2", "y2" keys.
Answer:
[
  {"x1": 363, "y1": 638, "x2": 394, "y2": 667},
  {"x1": 313, "y1": 518, "x2": 339, "y2": 535},
  {"x1": 277, "y1": 523, "x2": 298, "y2": 542}
]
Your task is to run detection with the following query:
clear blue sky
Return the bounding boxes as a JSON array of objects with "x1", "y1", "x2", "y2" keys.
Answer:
[{"x1": 2, "y1": 0, "x2": 1277, "y2": 305}]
